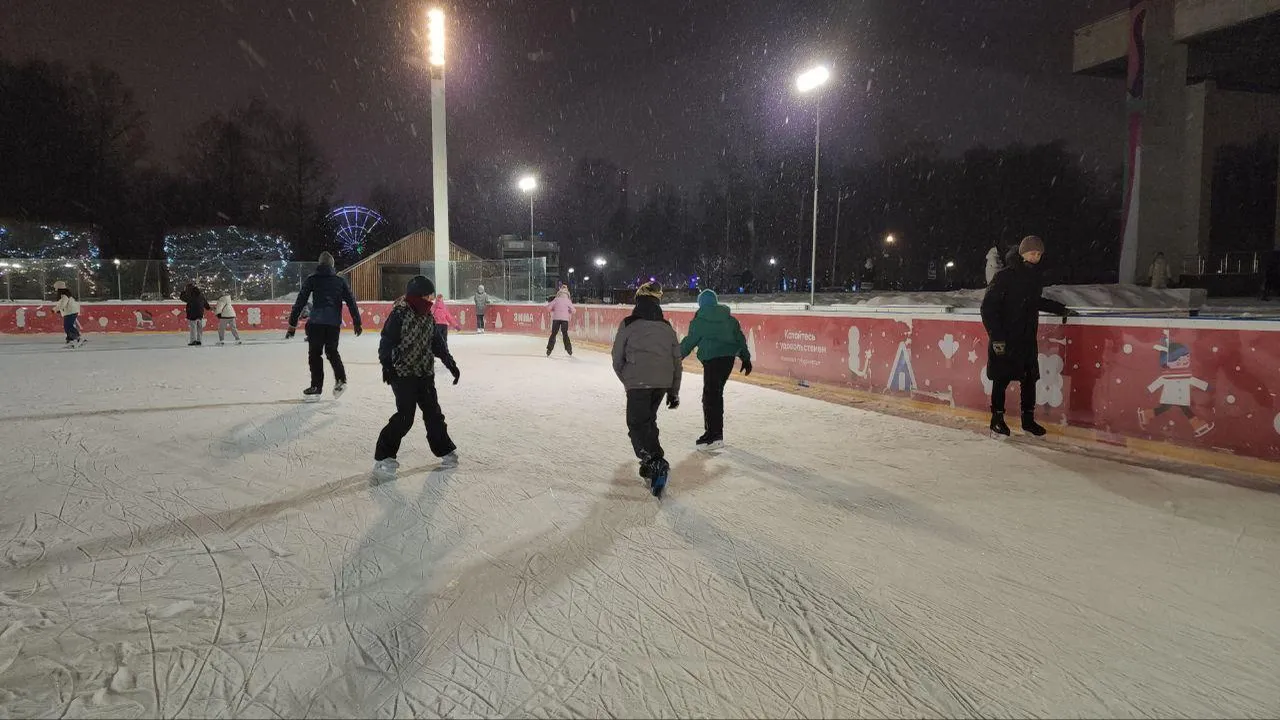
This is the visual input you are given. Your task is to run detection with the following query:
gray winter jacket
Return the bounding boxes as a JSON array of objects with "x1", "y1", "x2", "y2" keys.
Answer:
[
  {"x1": 612, "y1": 317, "x2": 683, "y2": 395},
  {"x1": 473, "y1": 290, "x2": 489, "y2": 313}
]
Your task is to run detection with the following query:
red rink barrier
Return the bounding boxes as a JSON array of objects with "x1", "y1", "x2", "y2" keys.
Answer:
[
  {"x1": 485, "y1": 303, "x2": 1280, "y2": 465},
  {"x1": 3, "y1": 301, "x2": 1278, "y2": 464}
]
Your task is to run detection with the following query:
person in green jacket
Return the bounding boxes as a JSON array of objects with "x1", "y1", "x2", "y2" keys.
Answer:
[{"x1": 679, "y1": 289, "x2": 752, "y2": 449}]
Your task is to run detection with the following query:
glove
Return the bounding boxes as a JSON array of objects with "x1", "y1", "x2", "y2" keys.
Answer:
[
  {"x1": 353, "y1": 324, "x2": 363, "y2": 337},
  {"x1": 1063, "y1": 309, "x2": 1080, "y2": 319},
  {"x1": 741, "y1": 358, "x2": 753, "y2": 376},
  {"x1": 992, "y1": 341, "x2": 1007, "y2": 356},
  {"x1": 382, "y1": 367, "x2": 395, "y2": 385},
  {"x1": 450, "y1": 366, "x2": 461, "y2": 385},
  {"x1": 667, "y1": 394, "x2": 680, "y2": 410},
  {"x1": 285, "y1": 327, "x2": 296, "y2": 340}
]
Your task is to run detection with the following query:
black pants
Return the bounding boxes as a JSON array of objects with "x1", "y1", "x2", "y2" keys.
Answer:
[
  {"x1": 476, "y1": 312, "x2": 485, "y2": 330},
  {"x1": 991, "y1": 372, "x2": 1037, "y2": 415},
  {"x1": 701, "y1": 356, "x2": 735, "y2": 438},
  {"x1": 305, "y1": 323, "x2": 346, "y2": 389},
  {"x1": 626, "y1": 388, "x2": 668, "y2": 462},
  {"x1": 375, "y1": 375, "x2": 456, "y2": 461},
  {"x1": 547, "y1": 320, "x2": 572, "y2": 354}
]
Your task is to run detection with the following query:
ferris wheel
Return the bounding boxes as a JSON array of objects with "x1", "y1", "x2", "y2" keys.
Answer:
[{"x1": 325, "y1": 205, "x2": 387, "y2": 257}]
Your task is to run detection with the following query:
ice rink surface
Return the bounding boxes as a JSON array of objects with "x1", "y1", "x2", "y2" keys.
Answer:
[{"x1": 1, "y1": 331, "x2": 1278, "y2": 719}]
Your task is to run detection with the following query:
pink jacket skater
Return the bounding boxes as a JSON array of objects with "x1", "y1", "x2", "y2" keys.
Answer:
[
  {"x1": 545, "y1": 286, "x2": 576, "y2": 356},
  {"x1": 432, "y1": 295, "x2": 461, "y2": 330}
]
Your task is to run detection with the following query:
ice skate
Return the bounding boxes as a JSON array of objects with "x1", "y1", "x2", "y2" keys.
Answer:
[
  {"x1": 216, "y1": 340, "x2": 225, "y2": 346},
  {"x1": 439, "y1": 451, "x2": 459, "y2": 468},
  {"x1": 990, "y1": 411, "x2": 1011, "y2": 439},
  {"x1": 235, "y1": 339, "x2": 243, "y2": 345},
  {"x1": 371, "y1": 459, "x2": 398, "y2": 482},
  {"x1": 1021, "y1": 414, "x2": 1047, "y2": 437},
  {"x1": 649, "y1": 458, "x2": 670, "y2": 498},
  {"x1": 334, "y1": 380, "x2": 347, "y2": 398},
  {"x1": 303, "y1": 386, "x2": 323, "y2": 400}
]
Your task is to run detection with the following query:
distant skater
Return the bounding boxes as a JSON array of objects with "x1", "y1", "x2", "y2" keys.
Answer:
[
  {"x1": 980, "y1": 235, "x2": 1077, "y2": 438},
  {"x1": 214, "y1": 294, "x2": 242, "y2": 345},
  {"x1": 546, "y1": 283, "x2": 575, "y2": 357},
  {"x1": 372, "y1": 275, "x2": 461, "y2": 479},
  {"x1": 53, "y1": 281, "x2": 83, "y2": 348},
  {"x1": 431, "y1": 293, "x2": 461, "y2": 349},
  {"x1": 679, "y1": 289, "x2": 752, "y2": 450},
  {"x1": 287, "y1": 252, "x2": 361, "y2": 398},
  {"x1": 179, "y1": 282, "x2": 211, "y2": 346},
  {"x1": 473, "y1": 285, "x2": 490, "y2": 333},
  {"x1": 612, "y1": 282, "x2": 682, "y2": 497}
]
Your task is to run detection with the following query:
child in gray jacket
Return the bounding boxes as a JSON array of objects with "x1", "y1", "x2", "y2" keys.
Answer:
[{"x1": 611, "y1": 282, "x2": 683, "y2": 496}]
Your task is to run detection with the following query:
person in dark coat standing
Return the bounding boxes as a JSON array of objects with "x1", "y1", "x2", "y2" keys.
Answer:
[
  {"x1": 287, "y1": 252, "x2": 362, "y2": 398},
  {"x1": 980, "y1": 235, "x2": 1077, "y2": 437},
  {"x1": 179, "y1": 282, "x2": 211, "y2": 346},
  {"x1": 371, "y1": 275, "x2": 461, "y2": 479}
]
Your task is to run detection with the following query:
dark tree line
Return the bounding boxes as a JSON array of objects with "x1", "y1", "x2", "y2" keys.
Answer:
[
  {"x1": 1, "y1": 58, "x2": 335, "y2": 262},
  {"x1": 3, "y1": 56, "x2": 1127, "y2": 290}
]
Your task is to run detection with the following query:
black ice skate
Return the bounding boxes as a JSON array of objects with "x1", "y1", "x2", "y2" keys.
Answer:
[
  {"x1": 334, "y1": 380, "x2": 347, "y2": 398},
  {"x1": 303, "y1": 386, "x2": 323, "y2": 400},
  {"x1": 649, "y1": 457, "x2": 670, "y2": 498},
  {"x1": 1021, "y1": 414, "x2": 1048, "y2": 437},
  {"x1": 990, "y1": 411, "x2": 1011, "y2": 439}
]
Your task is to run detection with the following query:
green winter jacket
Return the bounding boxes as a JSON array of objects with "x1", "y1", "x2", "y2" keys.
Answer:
[{"x1": 680, "y1": 303, "x2": 750, "y2": 363}]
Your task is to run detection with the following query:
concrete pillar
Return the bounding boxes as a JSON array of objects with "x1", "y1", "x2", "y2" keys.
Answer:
[
  {"x1": 1182, "y1": 81, "x2": 1215, "y2": 266},
  {"x1": 1132, "y1": 0, "x2": 1191, "y2": 282}
]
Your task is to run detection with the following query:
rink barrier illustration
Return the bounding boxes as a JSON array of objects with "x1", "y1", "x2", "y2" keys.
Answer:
[{"x1": 2, "y1": 300, "x2": 1277, "y2": 469}]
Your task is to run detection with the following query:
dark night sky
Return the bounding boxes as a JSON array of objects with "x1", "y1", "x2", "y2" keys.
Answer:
[{"x1": 3, "y1": 1, "x2": 1129, "y2": 206}]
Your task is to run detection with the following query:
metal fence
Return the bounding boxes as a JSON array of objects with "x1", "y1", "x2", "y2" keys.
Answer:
[
  {"x1": 0, "y1": 258, "x2": 317, "y2": 302},
  {"x1": 1178, "y1": 251, "x2": 1266, "y2": 277},
  {"x1": 418, "y1": 258, "x2": 549, "y2": 303}
]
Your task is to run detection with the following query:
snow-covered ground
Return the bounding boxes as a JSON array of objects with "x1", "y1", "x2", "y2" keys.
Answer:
[{"x1": 1, "y1": 332, "x2": 1278, "y2": 718}]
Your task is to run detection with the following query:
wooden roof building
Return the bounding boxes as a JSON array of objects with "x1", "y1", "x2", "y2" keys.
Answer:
[{"x1": 339, "y1": 229, "x2": 483, "y2": 301}]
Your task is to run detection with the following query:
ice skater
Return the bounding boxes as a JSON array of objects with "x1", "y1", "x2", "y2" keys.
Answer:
[
  {"x1": 53, "y1": 281, "x2": 84, "y2": 347},
  {"x1": 679, "y1": 289, "x2": 752, "y2": 450},
  {"x1": 431, "y1": 293, "x2": 461, "y2": 348},
  {"x1": 980, "y1": 235, "x2": 1077, "y2": 437},
  {"x1": 179, "y1": 282, "x2": 211, "y2": 346},
  {"x1": 546, "y1": 283, "x2": 575, "y2": 356},
  {"x1": 372, "y1": 275, "x2": 461, "y2": 479},
  {"x1": 287, "y1": 252, "x2": 362, "y2": 398},
  {"x1": 611, "y1": 281, "x2": 682, "y2": 496},
  {"x1": 473, "y1": 285, "x2": 490, "y2": 333},
  {"x1": 213, "y1": 293, "x2": 242, "y2": 345}
]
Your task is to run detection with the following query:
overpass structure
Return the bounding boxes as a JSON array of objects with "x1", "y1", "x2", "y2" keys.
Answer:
[{"x1": 1074, "y1": 0, "x2": 1280, "y2": 283}]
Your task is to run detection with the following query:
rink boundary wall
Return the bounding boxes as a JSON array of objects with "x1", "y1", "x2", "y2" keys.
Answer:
[{"x1": 2, "y1": 301, "x2": 1277, "y2": 472}]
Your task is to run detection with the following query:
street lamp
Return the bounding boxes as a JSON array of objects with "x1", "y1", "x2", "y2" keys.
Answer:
[
  {"x1": 594, "y1": 256, "x2": 607, "y2": 301},
  {"x1": 885, "y1": 233, "x2": 896, "y2": 245},
  {"x1": 796, "y1": 64, "x2": 830, "y2": 307},
  {"x1": 114, "y1": 258, "x2": 122, "y2": 300},
  {"x1": 519, "y1": 175, "x2": 537, "y2": 300},
  {"x1": 427, "y1": 7, "x2": 451, "y2": 298}
]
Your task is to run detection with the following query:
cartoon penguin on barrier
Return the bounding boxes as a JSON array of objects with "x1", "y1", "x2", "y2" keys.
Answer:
[{"x1": 1138, "y1": 332, "x2": 1214, "y2": 437}]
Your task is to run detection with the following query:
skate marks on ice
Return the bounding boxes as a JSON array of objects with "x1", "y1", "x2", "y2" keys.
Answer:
[
  {"x1": 719, "y1": 446, "x2": 985, "y2": 549},
  {"x1": 0, "y1": 398, "x2": 310, "y2": 424}
]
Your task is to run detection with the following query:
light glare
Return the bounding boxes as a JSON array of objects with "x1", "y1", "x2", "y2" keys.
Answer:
[
  {"x1": 427, "y1": 8, "x2": 445, "y2": 67},
  {"x1": 796, "y1": 65, "x2": 831, "y2": 93},
  {"x1": 518, "y1": 175, "x2": 537, "y2": 192}
]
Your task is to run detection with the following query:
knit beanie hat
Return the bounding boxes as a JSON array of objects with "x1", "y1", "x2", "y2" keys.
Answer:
[
  {"x1": 53, "y1": 281, "x2": 67, "y2": 290},
  {"x1": 636, "y1": 281, "x2": 663, "y2": 300},
  {"x1": 318, "y1": 251, "x2": 335, "y2": 267},
  {"x1": 1018, "y1": 235, "x2": 1045, "y2": 255},
  {"x1": 697, "y1": 289, "x2": 718, "y2": 310},
  {"x1": 406, "y1": 275, "x2": 435, "y2": 297}
]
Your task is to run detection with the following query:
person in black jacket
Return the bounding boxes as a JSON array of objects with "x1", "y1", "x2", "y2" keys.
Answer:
[
  {"x1": 287, "y1": 252, "x2": 361, "y2": 398},
  {"x1": 980, "y1": 235, "x2": 1078, "y2": 437},
  {"x1": 179, "y1": 283, "x2": 211, "y2": 346},
  {"x1": 372, "y1": 275, "x2": 461, "y2": 479}
]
